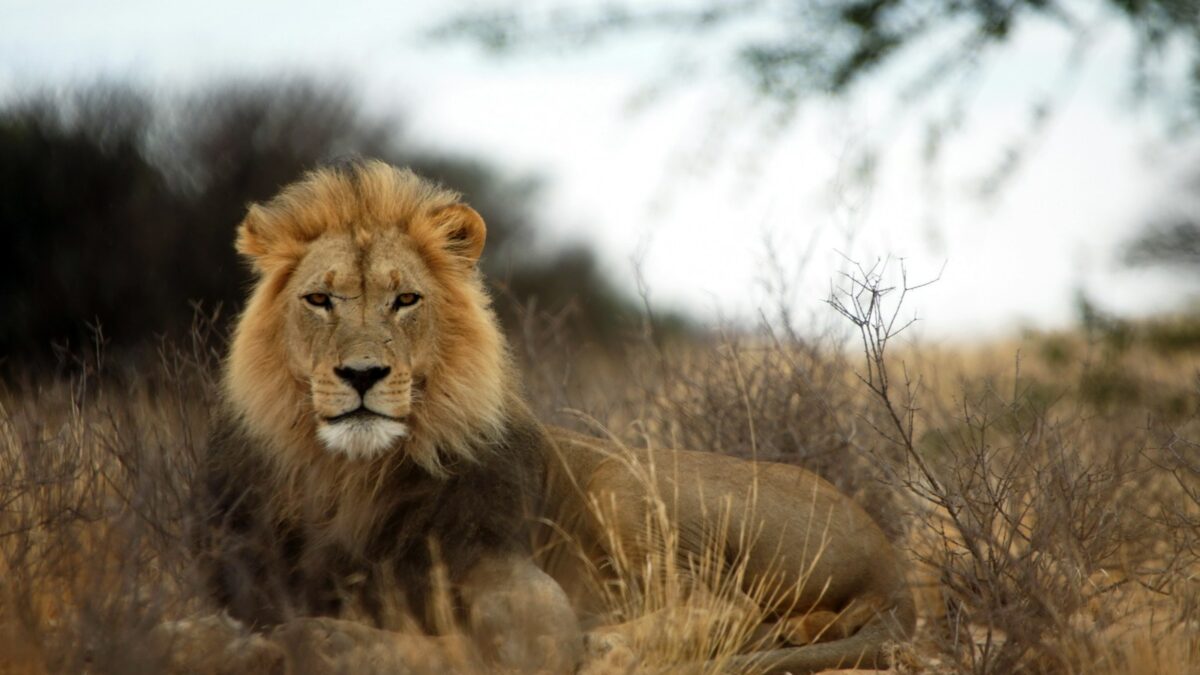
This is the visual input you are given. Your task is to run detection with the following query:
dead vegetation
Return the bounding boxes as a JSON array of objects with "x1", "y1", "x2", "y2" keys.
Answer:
[{"x1": 1, "y1": 271, "x2": 1199, "y2": 673}]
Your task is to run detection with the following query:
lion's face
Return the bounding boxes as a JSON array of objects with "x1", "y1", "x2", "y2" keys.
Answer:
[
  {"x1": 285, "y1": 229, "x2": 438, "y2": 459},
  {"x1": 225, "y1": 161, "x2": 510, "y2": 474}
]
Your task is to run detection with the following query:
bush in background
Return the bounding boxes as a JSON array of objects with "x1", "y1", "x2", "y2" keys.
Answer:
[{"x1": 0, "y1": 80, "x2": 658, "y2": 367}]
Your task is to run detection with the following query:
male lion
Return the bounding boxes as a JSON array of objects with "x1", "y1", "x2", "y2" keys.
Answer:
[{"x1": 198, "y1": 159, "x2": 915, "y2": 674}]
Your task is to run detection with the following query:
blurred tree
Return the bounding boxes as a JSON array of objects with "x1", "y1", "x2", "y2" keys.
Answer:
[
  {"x1": 0, "y1": 80, "x2": 662, "y2": 364},
  {"x1": 1123, "y1": 160, "x2": 1200, "y2": 275},
  {"x1": 442, "y1": 0, "x2": 1200, "y2": 318},
  {"x1": 439, "y1": 1, "x2": 1199, "y2": 120},
  {"x1": 0, "y1": 86, "x2": 182, "y2": 360},
  {"x1": 1125, "y1": 218, "x2": 1200, "y2": 268}
]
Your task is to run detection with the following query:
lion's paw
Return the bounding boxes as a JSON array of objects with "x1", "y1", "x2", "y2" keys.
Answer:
[
  {"x1": 153, "y1": 613, "x2": 286, "y2": 675},
  {"x1": 270, "y1": 617, "x2": 478, "y2": 675},
  {"x1": 578, "y1": 631, "x2": 639, "y2": 675}
]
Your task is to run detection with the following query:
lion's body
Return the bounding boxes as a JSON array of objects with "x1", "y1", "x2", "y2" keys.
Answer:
[
  {"x1": 539, "y1": 429, "x2": 915, "y2": 671},
  {"x1": 198, "y1": 160, "x2": 914, "y2": 674},
  {"x1": 544, "y1": 429, "x2": 909, "y2": 617}
]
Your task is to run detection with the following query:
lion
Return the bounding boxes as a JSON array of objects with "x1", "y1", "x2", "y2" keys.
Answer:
[{"x1": 197, "y1": 159, "x2": 915, "y2": 674}]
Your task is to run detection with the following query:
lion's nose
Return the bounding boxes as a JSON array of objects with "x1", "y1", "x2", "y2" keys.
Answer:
[{"x1": 334, "y1": 365, "x2": 391, "y2": 396}]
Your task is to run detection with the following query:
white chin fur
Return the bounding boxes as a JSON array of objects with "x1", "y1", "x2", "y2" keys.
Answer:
[{"x1": 317, "y1": 417, "x2": 408, "y2": 460}]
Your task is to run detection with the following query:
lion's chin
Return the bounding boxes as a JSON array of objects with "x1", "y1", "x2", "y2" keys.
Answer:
[{"x1": 316, "y1": 416, "x2": 408, "y2": 460}]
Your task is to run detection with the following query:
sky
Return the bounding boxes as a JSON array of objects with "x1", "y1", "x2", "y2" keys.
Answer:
[{"x1": 3, "y1": 1, "x2": 1198, "y2": 340}]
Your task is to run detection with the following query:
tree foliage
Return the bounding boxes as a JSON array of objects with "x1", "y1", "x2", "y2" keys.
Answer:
[
  {"x1": 0, "y1": 80, "x2": 650, "y2": 363},
  {"x1": 440, "y1": 0, "x2": 1200, "y2": 290},
  {"x1": 1126, "y1": 218, "x2": 1200, "y2": 268},
  {"x1": 439, "y1": 0, "x2": 1200, "y2": 116}
]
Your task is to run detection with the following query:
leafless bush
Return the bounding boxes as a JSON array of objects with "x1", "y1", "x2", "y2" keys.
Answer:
[{"x1": 828, "y1": 258, "x2": 1200, "y2": 674}]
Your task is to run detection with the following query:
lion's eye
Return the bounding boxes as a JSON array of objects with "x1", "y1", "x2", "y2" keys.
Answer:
[
  {"x1": 392, "y1": 293, "x2": 421, "y2": 310},
  {"x1": 303, "y1": 293, "x2": 332, "y2": 309}
]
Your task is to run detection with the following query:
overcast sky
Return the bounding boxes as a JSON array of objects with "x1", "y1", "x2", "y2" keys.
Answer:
[{"x1": 4, "y1": 1, "x2": 1198, "y2": 340}]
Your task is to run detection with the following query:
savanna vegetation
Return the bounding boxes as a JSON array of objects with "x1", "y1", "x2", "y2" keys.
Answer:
[
  {"x1": 0, "y1": 80, "x2": 1198, "y2": 674},
  {"x1": 2, "y1": 267, "x2": 1198, "y2": 673}
]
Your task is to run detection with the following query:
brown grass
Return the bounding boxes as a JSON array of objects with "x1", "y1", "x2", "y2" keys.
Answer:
[{"x1": 2, "y1": 284, "x2": 1199, "y2": 673}]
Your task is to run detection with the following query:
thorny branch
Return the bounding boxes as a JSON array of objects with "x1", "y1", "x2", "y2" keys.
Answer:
[{"x1": 826, "y1": 256, "x2": 952, "y2": 510}]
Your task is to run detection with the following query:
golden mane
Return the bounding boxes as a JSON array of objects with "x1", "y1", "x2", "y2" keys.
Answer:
[{"x1": 222, "y1": 160, "x2": 514, "y2": 545}]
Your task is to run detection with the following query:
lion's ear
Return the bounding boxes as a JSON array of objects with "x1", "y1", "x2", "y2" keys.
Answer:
[
  {"x1": 235, "y1": 205, "x2": 269, "y2": 268},
  {"x1": 430, "y1": 204, "x2": 486, "y2": 265},
  {"x1": 235, "y1": 204, "x2": 301, "y2": 275}
]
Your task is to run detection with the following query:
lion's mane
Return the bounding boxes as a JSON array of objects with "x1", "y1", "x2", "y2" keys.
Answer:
[{"x1": 203, "y1": 163, "x2": 543, "y2": 615}]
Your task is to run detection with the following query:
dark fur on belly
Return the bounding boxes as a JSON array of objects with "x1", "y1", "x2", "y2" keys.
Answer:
[{"x1": 194, "y1": 412, "x2": 547, "y2": 631}]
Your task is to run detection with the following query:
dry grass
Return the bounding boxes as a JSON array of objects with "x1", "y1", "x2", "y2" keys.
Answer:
[
  {"x1": 1, "y1": 282, "x2": 1199, "y2": 673},
  {"x1": 0, "y1": 327, "x2": 222, "y2": 673}
]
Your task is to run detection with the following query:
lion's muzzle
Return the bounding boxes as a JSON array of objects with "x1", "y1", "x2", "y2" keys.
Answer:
[{"x1": 314, "y1": 358, "x2": 413, "y2": 460}]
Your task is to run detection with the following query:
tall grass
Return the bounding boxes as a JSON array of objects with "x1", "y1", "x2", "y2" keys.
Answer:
[
  {"x1": 0, "y1": 324, "x2": 222, "y2": 673},
  {"x1": 1, "y1": 285, "x2": 1198, "y2": 673}
]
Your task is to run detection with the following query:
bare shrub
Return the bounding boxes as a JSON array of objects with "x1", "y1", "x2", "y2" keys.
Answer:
[{"x1": 828, "y1": 258, "x2": 1200, "y2": 674}]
